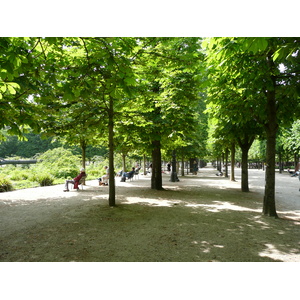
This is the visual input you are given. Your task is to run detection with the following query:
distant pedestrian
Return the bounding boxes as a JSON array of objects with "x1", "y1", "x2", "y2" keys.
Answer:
[
  {"x1": 167, "y1": 162, "x2": 171, "y2": 172},
  {"x1": 193, "y1": 160, "x2": 198, "y2": 175}
]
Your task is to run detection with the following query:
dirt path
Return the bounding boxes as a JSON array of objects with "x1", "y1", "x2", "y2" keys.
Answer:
[{"x1": 0, "y1": 167, "x2": 299, "y2": 262}]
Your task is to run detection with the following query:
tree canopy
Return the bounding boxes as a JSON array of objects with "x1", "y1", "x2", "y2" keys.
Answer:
[
  {"x1": 203, "y1": 37, "x2": 300, "y2": 217},
  {"x1": 1, "y1": 37, "x2": 299, "y2": 214}
]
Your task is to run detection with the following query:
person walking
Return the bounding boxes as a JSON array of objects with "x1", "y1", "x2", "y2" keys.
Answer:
[{"x1": 193, "y1": 160, "x2": 198, "y2": 175}]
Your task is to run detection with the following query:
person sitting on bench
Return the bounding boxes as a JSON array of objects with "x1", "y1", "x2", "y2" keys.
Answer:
[
  {"x1": 121, "y1": 167, "x2": 135, "y2": 181},
  {"x1": 99, "y1": 166, "x2": 109, "y2": 186},
  {"x1": 64, "y1": 168, "x2": 86, "y2": 192}
]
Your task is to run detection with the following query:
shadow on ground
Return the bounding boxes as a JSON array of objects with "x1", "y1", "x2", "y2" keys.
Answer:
[{"x1": 0, "y1": 174, "x2": 299, "y2": 262}]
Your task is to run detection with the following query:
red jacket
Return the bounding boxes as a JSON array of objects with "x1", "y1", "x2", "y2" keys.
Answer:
[{"x1": 73, "y1": 172, "x2": 86, "y2": 189}]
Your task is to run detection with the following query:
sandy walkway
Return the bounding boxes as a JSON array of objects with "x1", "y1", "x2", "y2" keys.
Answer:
[{"x1": 0, "y1": 167, "x2": 299, "y2": 262}]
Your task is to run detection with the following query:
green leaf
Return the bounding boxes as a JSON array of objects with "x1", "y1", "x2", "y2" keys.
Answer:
[
  {"x1": 7, "y1": 84, "x2": 16, "y2": 95},
  {"x1": 0, "y1": 69, "x2": 8, "y2": 79},
  {"x1": 256, "y1": 38, "x2": 268, "y2": 52},
  {"x1": 8, "y1": 82, "x2": 20, "y2": 89},
  {"x1": 124, "y1": 77, "x2": 136, "y2": 85},
  {"x1": 0, "y1": 84, "x2": 6, "y2": 93}
]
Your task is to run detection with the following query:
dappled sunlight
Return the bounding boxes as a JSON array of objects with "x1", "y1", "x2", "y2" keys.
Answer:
[
  {"x1": 195, "y1": 180, "x2": 241, "y2": 191},
  {"x1": 91, "y1": 194, "x2": 109, "y2": 201},
  {"x1": 251, "y1": 216, "x2": 271, "y2": 229},
  {"x1": 161, "y1": 185, "x2": 184, "y2": 191},
  {"x1": 276, "y1": 210, "x2": 300, "y2": 222},
  {"x1": 185, "y1": 200, "x2": 261, "y2": 213},
  {"x1": 122, "y1": 196, "x2": 182, "y2": 207},
  {"x1": 191, "y1": 240, "x2": 224, "y2": 255},
  {"x1": 259, "y1": 243, "x2": 300, "y2": 262},
  {"x1": 115, "y1": 176, "x2": 151, "y2": 189},
  {"x1": 1, "y1": 167, "x2": 300, "y2": 262}
]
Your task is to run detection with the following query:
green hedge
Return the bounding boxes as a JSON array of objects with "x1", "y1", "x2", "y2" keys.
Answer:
[{"x1": 0, "y1": 175, "x2": 13, "y2": 192}]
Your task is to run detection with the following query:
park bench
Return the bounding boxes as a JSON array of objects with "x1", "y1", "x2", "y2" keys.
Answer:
[
  {"x1": 120, "y1": 168, "x2": 139, "y2": 182},
  {"x1": 128, "y1": 172, "x2": 135, "y2": 181},
  {"x1": 134, "y1": 168, "x2": 140, "y2": 180},
  {"x1": 130, "y1": 168, "x2": 142, "y2": 181}
]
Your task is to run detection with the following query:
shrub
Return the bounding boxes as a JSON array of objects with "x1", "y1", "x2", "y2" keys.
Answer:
[
  {"x1": 8, "y1": 169, "x2": 30, "y2": 181},
  {"x1": 32, "y1": 173, "x2": 55, "y2": 186},
  {"x1": 56, "y1": 167, "x2": 78, "y2": 179},
  {"x1": 86, "y1": 158, "x2": 111, "y2": 178},
  {"x1": 34, "y1": 148, "x2": 80, "y2": 179},
  {"x1": 86, "y1": 164, "x2": 104, "y2": 178},
  {"x1": 0, "y1": 175, "x2": 13, "y2": 192}
]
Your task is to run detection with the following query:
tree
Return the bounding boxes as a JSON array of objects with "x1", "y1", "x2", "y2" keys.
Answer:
[
  {"x1": 34, "y1": 37, "x2": 139, "y2": 206},
  {"x1": 0, "y1": 37, "x2": 54, "y2": 138},
  {"x1": 133, "y1": 37, "x2": 206, "y2": 189},
  {"x1": 281, "y1": 120, "x2": 300, "y2": 167},
  {"x1": 203, "y1": 37, "x2": 300, "y2": 217},
  {"x1": 204, "y1": 56, "x2": 264, "y2": 191}
]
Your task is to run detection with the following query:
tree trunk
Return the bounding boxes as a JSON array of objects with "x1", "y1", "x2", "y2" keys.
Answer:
[
  {"x1": 230, "y1": 142, "x2": 236, "y2": 181},
  {"x1": 170, "y1": 150, "x2": 179, "y2": 182},
  {"x1": 181, "y1": 152, "x2": 185, "y2": 176},
  {"x1": 238, "y1": 135, "x2": 255, "y2": 192},
  {"x1": 108, "y1": 96, "x2": 115, "y2": 206},
  {"x1": 80, "y1": 139, "x2": 87, "y2": 185},
  {"x1": 121, "y1": 153, "x2": 126, "y2": 173},
  {"x1": 278, "y1": 152, "x2": 282, "y2": 174},
  {"x1": 216, "y1": 157, "x2": 221, "y2": 172},
  {"x1": 224, "y1": 148, "x2": 229, "y2": 178},
  {"x1": 240, "y1": 145, "x2": 249, "y2": 192},
  {"x1": 294, "y1": 153, "x2": 298, "y2": 171},
  {"x1": 151, "y1": 140, "x2": 163, "y2": 190},
  {"x1": 263, "y1": 89, "x2": 278, "y2": 217},
  {"x1": 143, "y1": 154, "x2": 147, "y2": 175}
]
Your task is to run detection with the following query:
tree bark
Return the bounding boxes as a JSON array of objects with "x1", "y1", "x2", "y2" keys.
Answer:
[
  {"x1": 143, "y1": 154, "x2": 147, "y2": 175},
  {"x1": 80, "y1": 139, "x2": 87, "y2": 184},
  {"x1": 108, "y1": 96, "x2": 116, "y2": 206},
  {"x1": 151, "y1": 140, "x2": 163, "y2": 190},
  {"x1": 170, "y1": 150, "x2": 179, "y2": 182},
  {"x1": 263, "y1": 89, "x2": 278, "y2": 217},
  {"x1": 181, "y1": 152, "x2": 185, "y2": 176},
  {"x1": 224, "y1": 148, "x2": 229, "y2": 178},
  {"x1": 240, "y1": 145, "x2": 249, "y2": 192},
  {"x1": 230, "y1": 142, "x2": 236, "y2": 181},
  {"x1": 238, "y1": 135, "x2": 255, "y2": 192},
  {"x1": 121, "y1": 153, "x2": 126, "y2": 173},
  {"x1": 278, "y1": 152, "x2": 282, "y2": 174}
]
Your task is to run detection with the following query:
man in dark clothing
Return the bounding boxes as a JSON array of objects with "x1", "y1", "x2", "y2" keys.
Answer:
[{"x1": 121, "y1": 167, "x2": 135, "y2": 181}]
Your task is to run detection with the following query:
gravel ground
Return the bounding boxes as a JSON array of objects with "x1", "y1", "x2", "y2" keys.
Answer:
[{"x1": 0, "y1": 167, "x2": 299, "y2": 262}]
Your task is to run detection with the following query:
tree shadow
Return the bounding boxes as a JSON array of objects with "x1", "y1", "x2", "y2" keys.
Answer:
[{"x1": 0, "y1": 174, "x2": 299, "y2": 262}]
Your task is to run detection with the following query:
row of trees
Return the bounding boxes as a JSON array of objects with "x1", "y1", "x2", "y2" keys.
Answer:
[
  {"x1": 0, "y1": 37, "x2": 207, "y2": 206},
  {"x1": 203, "y1": 37, "x2": 300, "y2": 217},
  {"x1": 1, "y1": 130, "x2": 298, "y2": 170},
  {"x1": 1, "y1": 37, "x2": 299, "y2": 216}
]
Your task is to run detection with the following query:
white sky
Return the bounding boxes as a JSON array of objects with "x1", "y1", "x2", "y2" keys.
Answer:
[{"x1": 1, "y1": 1, "x2": 300, "y2": 37}]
